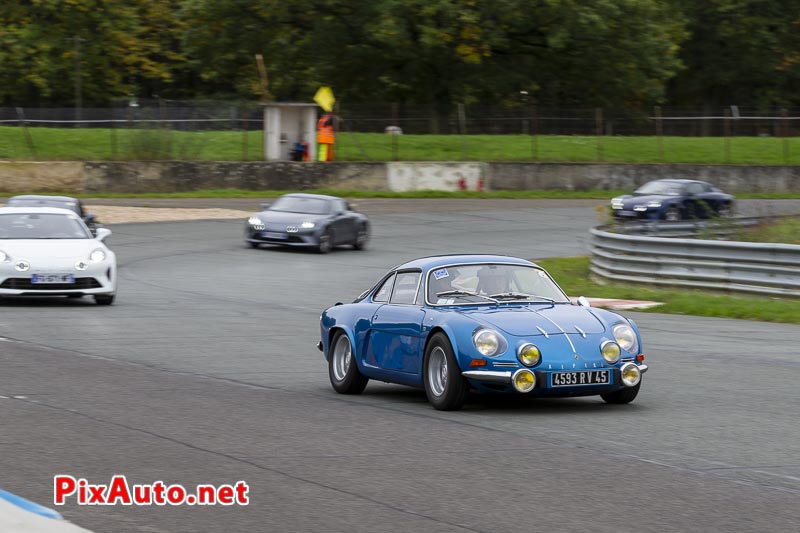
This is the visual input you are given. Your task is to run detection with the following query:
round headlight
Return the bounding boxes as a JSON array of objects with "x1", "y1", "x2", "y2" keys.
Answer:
[
  {"x1": 301, "y1": 221, "x2": 315, "y2": 229},
  {"x1": 601, "y1": 341, "x2": 621, "y2": 363},
  {"x1": 612, "y1": 324, "x2": 638, "y2": 353},
  {"x1": 620, "y1": 362, "x2": 642, "y2": 387},
  {"x1": 512, "y1": 369, "x2": 536, "y2": 393},
  {"x1": 473, "y1": 329, "x2": 505, "y2": 357},
  {"x1": 517, "y1": 344, "x2": 541, "y2": 367},
  {"x1": 248, "y1": 216, "x2": 263, "y2": 226},
  {"x1": 90, "y1": 249, "x2": 106, "y2": 262}
]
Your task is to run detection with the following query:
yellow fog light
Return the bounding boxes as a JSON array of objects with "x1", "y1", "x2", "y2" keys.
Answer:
[
  {"x1": 620, "y1": 362, "x2": 642, "y2": 387},
  {"x1": 512, "y1": 369, "x2": 536, "y2": 393},
  {"x1": 517, "y1": 344, "x2": 541, "y2": 367},
  {"x1": 601, "y1": 341, "x2": 621, "y2": 364}
]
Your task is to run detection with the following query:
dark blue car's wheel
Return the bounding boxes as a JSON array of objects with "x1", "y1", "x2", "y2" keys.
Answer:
[
  {"x1": 328, "y1": 330, "x2": 368, "y2": 394},
  {"x1": 423, "y1": 333, "x2": 468, "y2": 411},
  {"x1": 665, "y1": 206, "x2": 682, "y2": 222}
]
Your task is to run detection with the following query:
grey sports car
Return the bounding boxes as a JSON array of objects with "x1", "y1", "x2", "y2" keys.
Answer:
[
  {"x1": 6, "y1": 195, "x2": 99, "y2": 235},
  {"x1": 244, "y1": 193, "x2": 369, "y2": 253}
]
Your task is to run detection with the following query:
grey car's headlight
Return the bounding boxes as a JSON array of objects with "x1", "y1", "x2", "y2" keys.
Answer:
[
  {"x1": 473, "y1": 329, "x2": 507, "y2": 357},
  {"x1": 301, "y1": 221, "x2": 315, "y2": 229},
  {"x1": 613, "y1": 323, "x2": 638, "y2": 353},
  {"x1": 248, "y1": 216, "x2": 263, "y2": 226},
  {"x1": 89, "y1": 249, "x2": 106, "y2": 262}
]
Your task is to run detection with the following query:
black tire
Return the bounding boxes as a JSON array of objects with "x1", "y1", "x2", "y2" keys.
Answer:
[
  {"x1": 601, "y1": 383, "x2": 640, "y2": 404},
  {"x1": 94, "y1": 294, "x2": 115, "y2": 306},
  {"x1": 317, "y1": 229, "x2": 333, "y2": 254},
  {"x1": 328, "y1": 330, "x2": 368, "y2": 394},
  {"x1": 423, "y1": 332, "x2": 468, "y2": 411},
  {"x1": 353, "y1": 224, "x2": 369, "y2": 250},
  {"x1": 664, "y1": 206, "x2": 682, "y2": 222}
]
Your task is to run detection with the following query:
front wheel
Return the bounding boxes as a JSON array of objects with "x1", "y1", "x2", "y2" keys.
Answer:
[
  {"x1": 353, "y1": 224, "x2": 369, "y2": 250},
  {"x1": 423, "y1": 333, "x2": 468, "y2": 411},
  {"x1": 664, "y1": 206, "x2": 682, "y2": 222},
  {"x1": 328, "y1": 331, "x2": 368, "y2": 394},
  {"x1": 317, "y1": 229, "x2": 333, "y2": 254},
  {"x1": 601, "y1": 383, "x2": 640, "y2": 404}
]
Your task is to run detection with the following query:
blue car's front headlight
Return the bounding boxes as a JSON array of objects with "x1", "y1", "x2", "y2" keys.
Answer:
[
  {"x1": 612, "y1": 323, "x2": 638, "y2": 353},
  {"x1": 473, "y1": 328, "x2": 507, "y2": 357}
]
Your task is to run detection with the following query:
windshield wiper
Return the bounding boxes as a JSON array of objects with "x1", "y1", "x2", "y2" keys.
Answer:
[
  {"x1": 436, "y1": 290, "x2": 498, "y2": 304},
  {"x1": 489, "y1": 292, "x2": 556, "y2": 303}
]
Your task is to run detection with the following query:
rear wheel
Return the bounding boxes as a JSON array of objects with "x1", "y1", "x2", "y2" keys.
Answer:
[
  {"x1": 94, "y1": 294, "x2": 115, "y2": 306},
  {"x1": 423, "y1": 333, "x2": 468, "y2": 411},
  {"x1": 353, "y1": 224, "x2": 369, "y2": 250},
  {"x1": 601, "y1": 383, "x2": 640, "y2": 404},
  {"x1": 328, "y1": 331, "x2": 368, "y2": 394}
]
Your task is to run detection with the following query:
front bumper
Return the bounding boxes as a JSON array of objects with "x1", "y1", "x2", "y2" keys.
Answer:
[
  {"x1": 0, "y1": 262, "x2": 115, "y2": 296},
  {"x1": 463, "y1": 363, "x2": 648, "y2": 392},
  {"x1": 245, "y1": 226, "x2": 319, "y2": 247}
]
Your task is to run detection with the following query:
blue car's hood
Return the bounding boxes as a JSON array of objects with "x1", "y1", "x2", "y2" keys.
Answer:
[{"x1": 456, "y1": 305, "x2": 605, "y2": 336}]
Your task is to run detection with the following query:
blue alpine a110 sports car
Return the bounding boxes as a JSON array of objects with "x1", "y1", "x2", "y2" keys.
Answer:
[{"x1": 318, "y1": 255, "x2": 648, "y2": 410}]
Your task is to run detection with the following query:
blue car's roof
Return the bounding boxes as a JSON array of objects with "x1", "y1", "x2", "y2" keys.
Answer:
[{"x1": 395, "y1": 255, "x2": 536, "y2": 271}]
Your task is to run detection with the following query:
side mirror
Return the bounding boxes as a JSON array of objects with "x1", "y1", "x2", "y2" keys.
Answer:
[
  {"x1": 84, "y1": 213, "x2": 97, "y2": 222},
  {"x1": 260, "y1": 203, "x2": 271, "y2": 210},
  {"x1": 95, "y1": 227, "x2": 112, "y2": 241},
  {"x1": 576, "y1": 296, "x2": 591, "y2": 308}
]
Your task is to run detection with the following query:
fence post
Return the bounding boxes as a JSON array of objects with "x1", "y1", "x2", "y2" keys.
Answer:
[
  {"x1": 723, "y1": 108, "x2": 731, "y2": 163},
  {"x1": 110, "y1": 109, "x2": 117, "y2": 160},
  {"x1": 15, "y1": 107, "x2": 36, "y2": 158},
  {"x1": 654, "y1": 105, "x2": 663, "y2": 162},
  {"x1": 531, "y1": 103, "x2": 538, "y2": 161},
  {"x1": 782, "y1": 108, "x2": 789, "y2": 164},
  {"x1": 391, "y1": 102, "x2": 399, "y2": 161},
  {"x1": 595, "y1": 107, "x2": 604, "y2": 162},
  {"x1": 241, "y1": 112, "x2": 249, "y2": 161},
  {"x1": 457, "y1": 103, "x2": 467, "y2": 161}
]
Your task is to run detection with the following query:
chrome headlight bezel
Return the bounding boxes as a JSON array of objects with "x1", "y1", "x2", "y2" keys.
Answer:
[
  {"x1": 620, "y1": 362, "x2": 642, "y2": 387},
  {"x1": 89, "y1": 249, "x2": 106, "y2": 262},
  {"x1": 600, "y1": 340, "x2": 621, "y2": 363},
  {"x1": 472, "y1": 328, "x2": 507, "y2": 357},
  {"x1": 517, "y1": 343, "x2": 541, "y2": 367},
  {"x1": 612, "y1": 323, "x2": 639, "y2": 353}
]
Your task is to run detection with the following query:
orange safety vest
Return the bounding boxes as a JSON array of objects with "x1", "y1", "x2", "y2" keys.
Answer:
[{"x1": 317, "y1": 115, "x2": 335, "y2": 144}]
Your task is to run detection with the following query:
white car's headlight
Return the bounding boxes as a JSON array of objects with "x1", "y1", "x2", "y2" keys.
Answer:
[
  {"x1": 647, "y1": 201, "x2": 662, "y2": 208},
  {"x1": 89, "y1": 249, "x2": 106, "y2": 262},
  {"x1": 612, "y1": 323, "x2": 638, "y2": 353},
  {"x1": 0, "y1": 250, "x2": 7, "y2": 262},
  {"x1": 301, "y1": 221, "x2": 316, "y2": 229},
  {"x1": 248, "y1": 216, "x2": 263, "y2": 226},
  {"x1": 473, "y1": 329, "x2": 507, "y2": 357}
]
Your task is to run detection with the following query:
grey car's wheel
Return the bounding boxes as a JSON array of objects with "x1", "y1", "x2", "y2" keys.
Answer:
[
  {"x1": 353, "y1": 224, "x2": 369, "y2": 250},
  {"x1": 317, "y1": 229, "x2": 332, "y2": 254},
  {"x1": 601, "y1": 383, "x2": 640, "y2": 404},
  {"x1": 423, "y1": 332, "x2": 468, "y2": 411},
  {"x1": 94, "y1": 294, "x2": 115, "y2": 306},
  {"x1": 328, "y1": 331, "x2": 368, "y2": 394},
  {"x1": 664, "y1": 207, "x2": 682, "y2": 222}
]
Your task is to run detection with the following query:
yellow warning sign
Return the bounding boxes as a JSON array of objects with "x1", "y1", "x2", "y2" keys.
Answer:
[{"x1": 314, "y1": 86, "x2": 335, "y2": 112}]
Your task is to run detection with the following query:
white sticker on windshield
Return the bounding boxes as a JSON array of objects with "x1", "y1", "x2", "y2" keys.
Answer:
[{"x1": 433, "y1": 268, "x2": 449, "y2": 280}]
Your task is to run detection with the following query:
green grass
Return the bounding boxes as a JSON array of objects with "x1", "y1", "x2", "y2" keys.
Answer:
[
  {"x1": 4, "y1": 188, "x2": 800, "y2": 200},
  {"x1": 3, "y1": 126, "x2": 800, "y2": 164},
  {"x1": 537, "y1": 256, "x2": 800, "y2": 324},
  {"x1": 736, "y1": 216, "x2": 800, "y2": 244}
]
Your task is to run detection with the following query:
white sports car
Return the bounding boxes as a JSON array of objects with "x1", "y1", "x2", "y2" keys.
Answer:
[{"x1": 0, "y1": 207, "x2": 117, "y2": 305}]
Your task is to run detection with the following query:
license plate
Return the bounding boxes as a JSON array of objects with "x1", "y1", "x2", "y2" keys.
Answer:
[
  {"x1": 551, "y1": 370, "x2": 610, "y2": 387},
  {"x1": 31, "y1": 274, "x2": 75, "y2": 284},
  {"x1": 261, "y1": 231, "x2": 287, "y2": 240}
]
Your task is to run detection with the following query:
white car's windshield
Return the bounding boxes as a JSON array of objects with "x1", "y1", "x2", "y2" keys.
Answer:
[
  {"x1": 427, "y1": 264, "x2": 570, "y2": 305},
  {"x1": 269, "y1": 197, "x2": 330, "y2": 215},
  {"x1": 0, "y1": 213, "x2": 90, "y2": 239},
  {"x1": 634, "y1": 181, "x2": 684, "y2": 196}
]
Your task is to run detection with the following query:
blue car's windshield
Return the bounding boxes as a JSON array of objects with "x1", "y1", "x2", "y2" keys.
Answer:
[
  {"x1": 426, "y1": 264, "x2": 570, "y2": 305},
  {"x1": 0, "y1": 213, "x2": 90, "y2": 239},
  {"x1": 269, "y1": 196, "x2": 331, "y2": 215},
  {"x1": 634, "y1": 181, "x2": 684, "y2": 196}
]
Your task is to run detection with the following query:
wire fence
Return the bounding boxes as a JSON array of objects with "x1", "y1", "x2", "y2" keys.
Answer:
[{"x1": 1, "y1": 102, "x2": 799, "y2": 163}]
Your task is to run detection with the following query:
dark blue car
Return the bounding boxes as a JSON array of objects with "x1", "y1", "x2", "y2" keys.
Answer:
[
  {"x1": 610, "y1": 179, "x2": 735, "y2": 221},
  {"x1": 318, "y1": 255, "x2": 648, "y2": 411}
]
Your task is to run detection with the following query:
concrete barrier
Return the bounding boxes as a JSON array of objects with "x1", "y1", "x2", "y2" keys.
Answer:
[{"x1": 2, "y1": 160, "x2": 800, "y2": 194}]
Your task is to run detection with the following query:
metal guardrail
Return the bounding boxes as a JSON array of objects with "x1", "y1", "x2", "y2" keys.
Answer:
[{"x1": 590, "y1": 219, "x2": 800, "y2": 297}]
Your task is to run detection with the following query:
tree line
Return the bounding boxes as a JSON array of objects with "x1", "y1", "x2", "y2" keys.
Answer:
[{"x1": 1, "y1": 0, "x2": 799, "y2": 115}]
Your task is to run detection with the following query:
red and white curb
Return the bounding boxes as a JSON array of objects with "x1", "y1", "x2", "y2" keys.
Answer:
[{"x1": 570, "y1": 297, "x2": 663, "y2": 311}]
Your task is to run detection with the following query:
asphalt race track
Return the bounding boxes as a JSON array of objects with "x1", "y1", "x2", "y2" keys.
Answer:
[{"x1": 1, "y1": 199, "x2": 799, "y2": 532}]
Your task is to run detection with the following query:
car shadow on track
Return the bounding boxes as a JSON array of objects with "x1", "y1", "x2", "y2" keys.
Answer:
[{"x1": 0, "y1": 296, "x2": 96, "y2": 306}]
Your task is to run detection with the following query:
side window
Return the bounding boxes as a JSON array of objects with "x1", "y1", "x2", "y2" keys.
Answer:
[
  {"x1": 334, "y1": 199, "x2": 346, "y2": 214},
  {"x1": 390, "y1": 272, "x2": 421, "y2": 305},
  {"x1": 687, "y1": 183, "x2": 703, "y2": 195},
  {"x1": 373, "y1": 274, "x2": 395, "y2": 303}
]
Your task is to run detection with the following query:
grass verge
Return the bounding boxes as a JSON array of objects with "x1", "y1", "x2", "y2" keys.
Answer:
[{"x1": 537, "y1": 256, "x2": 800, "y2": 324}]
